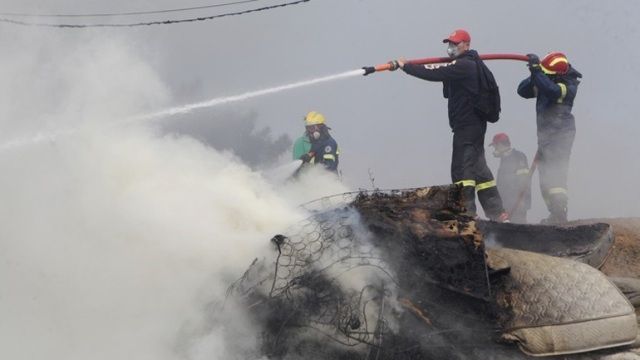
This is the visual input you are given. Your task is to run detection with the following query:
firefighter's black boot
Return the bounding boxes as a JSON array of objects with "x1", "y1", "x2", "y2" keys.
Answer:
[
  {"x1": 477, "y1": 186, "x2": 507, "y2": 221},
  {"x1": 541, "y1": 194, "x2": 568, "y2": 225}
]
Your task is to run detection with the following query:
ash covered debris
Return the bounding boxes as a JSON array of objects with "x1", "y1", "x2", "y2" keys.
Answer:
[
  {"x1": 222, "y1": 185, "x2": 639, "y2": 359},
  {"x1": 225, "y1": 207, "x2": 400, "y2": 359},
  {"x1": 351, "y1": 186, "x2": 491, "y2": 300}
]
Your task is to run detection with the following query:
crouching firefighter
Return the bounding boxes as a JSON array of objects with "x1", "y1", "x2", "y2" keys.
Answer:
[
  {"x1": 388, "y1": 29, "x2": 509, "y2": 222},
  {"x1": 297, "y1": 111, "x2": 340, "y2": 174},
  {"x1": 518, "y1": 52, "x2": 581, "y2": 224}
]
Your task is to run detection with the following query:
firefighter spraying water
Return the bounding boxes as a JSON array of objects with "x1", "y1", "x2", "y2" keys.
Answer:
[
  {"x1": 293, "y1": 111, "x2": 340, "y2": 175},
  {"x1": 363, "y1": 30, "x2": 520, "y2": 222},
  {"x1": 0, "y1": 27, "x2": 575, "y2": 227},
  {"x1": 360, "y1": 30, "x2": 580, "y2": 224}
]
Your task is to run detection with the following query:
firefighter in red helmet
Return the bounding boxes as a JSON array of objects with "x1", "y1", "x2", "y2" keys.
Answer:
[
  {"x1": 490, "y1": 133, "x2": 531, "y2": 223},
  {"x1": 518, "y1": 52, "x2": 582, "y2": 224}
]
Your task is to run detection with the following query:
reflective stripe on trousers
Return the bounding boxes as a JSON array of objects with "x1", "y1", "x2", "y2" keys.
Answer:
[
  {"x1": 548, "y1": 187, "x2": 567, "y2": 195},
  {"x1": 455, "y1": 180, "x2": 476, "y2": 188},
  {"x1": 476, "y1": 180, "x2": 497, "y2": 191}
]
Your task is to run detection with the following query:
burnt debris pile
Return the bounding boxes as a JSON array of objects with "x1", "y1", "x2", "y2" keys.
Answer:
[{"x1": 223, "y1": 185, "x2": 638, "y2": 359}]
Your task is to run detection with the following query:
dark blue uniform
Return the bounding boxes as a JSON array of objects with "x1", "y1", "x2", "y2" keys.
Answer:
[
  {"x1": 309, "y1": 134, "x2": 339, "y2": 172},
  {"x1": 402, "y1": 50, "x2": 505, "y2": 219},
  {"x1": 496, "y1": 149, "x2": 531, "y2": 223},
  {"x1": 518, "y1": 67, "x2": 581, "y2": 221}
]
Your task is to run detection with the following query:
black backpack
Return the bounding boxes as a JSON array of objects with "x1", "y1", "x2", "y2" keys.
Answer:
[{"x1": 473, "y1": 60, "x2": 501, "y2": 123}]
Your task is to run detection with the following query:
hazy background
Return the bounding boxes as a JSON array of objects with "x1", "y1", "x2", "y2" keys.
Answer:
[
  {"x1": 2, "y1": 0, "x2": 639, "y2": 219},
  {"x1": 0, "y1": 0, "x2": 638, "y2": 359}
]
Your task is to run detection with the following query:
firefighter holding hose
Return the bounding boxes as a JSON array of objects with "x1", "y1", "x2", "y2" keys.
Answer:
[
  {"x1": 387, "y1": 29, "x2": 509, "y2": 222},
  {"x1": 518, "y1": 52, "x2": 582, "y2": 224},
  {"x1": 296, "y1": 111, "x2": 340, "y2": 173}
]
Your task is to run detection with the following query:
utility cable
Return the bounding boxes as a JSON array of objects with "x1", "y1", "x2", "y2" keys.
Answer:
[
  {"x1": 0, "y1": 0, "x2": 309, "y2": 28},
  {"x1": 0, "y1": 0, "x2": 263, "y2": 18}
]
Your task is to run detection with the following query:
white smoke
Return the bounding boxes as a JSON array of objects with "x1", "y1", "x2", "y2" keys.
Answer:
[{"x1": 0, "y1": 29, "x2": 349, "y2": 360}]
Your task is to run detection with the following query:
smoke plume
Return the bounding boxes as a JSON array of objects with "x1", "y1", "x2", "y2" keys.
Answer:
[{"x1": 0, "y1": 29, "x2": 348, "y2": 360}]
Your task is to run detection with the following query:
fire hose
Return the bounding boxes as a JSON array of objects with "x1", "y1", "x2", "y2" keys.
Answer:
[
  {"x1": 362, "y1": 53, "x2": 534, "y2": 219},
  {"x1": 362, "y1": 53, "x2": 529, "y2": 76}
]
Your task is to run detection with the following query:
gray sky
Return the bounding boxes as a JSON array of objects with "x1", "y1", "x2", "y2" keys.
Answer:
[{"x1": 1, "y1": 0, "x2": 639, "y2": 219}]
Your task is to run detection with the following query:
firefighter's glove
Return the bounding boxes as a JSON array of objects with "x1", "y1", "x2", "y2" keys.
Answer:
[
  {"x1": 300, "y1": 153, "x2": 313, "y2": 163},
  {"x1": 526, "y1": 53, "x2": 541, "y2": 72},
  {"x1": 388, "y1": 60, "x2": 400, "y2": 71}
]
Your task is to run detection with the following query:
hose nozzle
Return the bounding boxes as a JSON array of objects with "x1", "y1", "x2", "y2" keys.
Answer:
[{"x1": 362, "y1": 66, "x2": 376, "y2": 76}]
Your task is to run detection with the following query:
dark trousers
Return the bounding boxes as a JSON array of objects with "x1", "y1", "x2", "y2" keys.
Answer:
[
  {"x1": 451, "y1": 123, "x2": 505, "y2": 219},
  {"x1": 538, "y1": 128, "x2": 575, "y2": 215}
]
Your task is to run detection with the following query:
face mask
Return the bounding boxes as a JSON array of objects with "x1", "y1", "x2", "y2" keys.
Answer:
[
  {"x1": 312, "y1": 131, "x2": 321, "y2": 140},
  {"x1": 492, "y1": 145, "x2": 510, "y2": 158},
  {"x1": 447, "y1": 42, "x2": 459, "y2": 58}
]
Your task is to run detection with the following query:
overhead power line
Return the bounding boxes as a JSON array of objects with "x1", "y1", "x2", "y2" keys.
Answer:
[
  {"x1": 0, "y1": 0, "x2": 262, "y2": 18},
  {"x1": 0, "y1": 0, "x2": 309, "y2": 28}
]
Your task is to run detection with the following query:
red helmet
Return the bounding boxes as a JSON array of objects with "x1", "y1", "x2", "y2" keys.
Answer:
[
  {"x1": 490, "y1": 132, "x2": 510, "y2": 147},
  {"x1": 541, "y1": 52, "x2": 569, "y2": 75}
]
